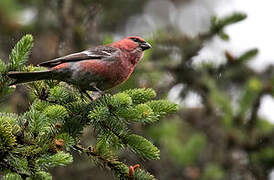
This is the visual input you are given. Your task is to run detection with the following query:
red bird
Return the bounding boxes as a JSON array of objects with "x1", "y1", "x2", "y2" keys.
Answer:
[{"x1": 8, "y1": 36, "x2": 151, "y2": 96}]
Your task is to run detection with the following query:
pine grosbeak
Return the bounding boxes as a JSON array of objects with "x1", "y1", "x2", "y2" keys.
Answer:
[{"x1": 8, "y1": 36, "x2": 151, "y2": 96}]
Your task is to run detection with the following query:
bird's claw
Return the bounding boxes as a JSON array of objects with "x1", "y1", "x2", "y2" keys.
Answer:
[{"x1": 89, "y1": 83, "x2": 105, "y2": 96}]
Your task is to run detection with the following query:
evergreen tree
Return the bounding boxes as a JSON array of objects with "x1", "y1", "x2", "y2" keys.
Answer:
[{"x1": 0, "y1": 34, "x2": 178, "y2": 180}]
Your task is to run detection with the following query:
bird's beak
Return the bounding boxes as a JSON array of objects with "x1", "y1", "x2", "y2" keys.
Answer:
[{"x1": 140, "y1": 42, "x2": 152, "y2": 51}]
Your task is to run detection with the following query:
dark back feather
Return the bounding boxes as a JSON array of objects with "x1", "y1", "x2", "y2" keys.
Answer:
[{"x1": 39, "y1": 46, "x2": 119, "y2": 68}]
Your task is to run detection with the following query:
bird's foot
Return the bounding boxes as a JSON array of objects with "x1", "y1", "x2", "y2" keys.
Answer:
[{"x1": 89, "y1": 83, "x2": 105, "y2": 96}]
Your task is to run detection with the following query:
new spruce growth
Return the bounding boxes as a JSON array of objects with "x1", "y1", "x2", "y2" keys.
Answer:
[{"x1": 0, "y1": 35, "x2": 178, "y2": 180}]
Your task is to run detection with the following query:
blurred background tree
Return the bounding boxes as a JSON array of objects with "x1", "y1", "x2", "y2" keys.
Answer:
[{"x1": 1, "y1": 0, "x2": 274, "y2": 179}]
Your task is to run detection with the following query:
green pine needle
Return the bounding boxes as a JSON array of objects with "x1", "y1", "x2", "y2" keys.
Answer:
[
  {"x1": 6, "y1": 155, "x2": 30, "y2": 175},
  {"x1": 211, "y1": 12, "x2": 247, "y2": 35},
  {"x1": 0, "y1": 117, "x2": 16, "y2": 151},
  {"x1": 112, "y1": 161, "x2": 129, "y2": 179},
  {"x1": 48, "y1": 86, "x2": 78, "y2": 104},
  {"x1": 32, "y1": 171, "x2": 52, "y2": 180},
  {"x1": 124, "y1": 88, "x2": 156, "y2": 104},
  {"x1": 238, "y1": 48, "x2": 259, "y2": 63},
  {"x1": 8, "y1": 34, "x2": 33, "y2": 71},
  {"x1": 147, "y1": 100, "x2": 178, "y2": 117},
  {"x1": 118, "y1": 104, "x2": 158, "y2": 124},
  {"x1": 110, "y1": 92, "x2": 132, "y2": 108},
  {"x1": 3, "y1": 173, "x2": 23, "y2": 180},
  {"x1": 95, "y1": 137, "x2": 117, "y2": 160},
  {"x1": 133, "y1": 169, "x2": 155, "y2": 180},
  {"x1": 0, "y1": 59, "x2": 7, "y2": 74},
  {"x1": 126, "y1": 134, "x2": 160, "y2": 160},
  {"x1": 35, "y1": 152, "x2": 73, "y2": 170},
  {"x1": 31, "y1": 100, "x2": 50, "y2": 112},
  {"x1": 43, "y1": 105, "x2": 69, "y2": 123}
]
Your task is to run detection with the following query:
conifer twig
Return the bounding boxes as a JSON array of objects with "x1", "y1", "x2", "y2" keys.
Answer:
[
  {"x1": 73, "y1": 145, "x2": 127, "y2": 176},
  {"x1": 247, "y1": 90, "x2": 267, "y2": 131},
  {"x1": 99, "y1": 121, "x2": 128, "y2": 145},
  {"x1": 0, "y1": 161, "x2": 29, "y2": 179}
]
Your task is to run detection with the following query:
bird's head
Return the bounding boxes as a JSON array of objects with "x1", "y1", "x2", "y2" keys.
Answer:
[{"x1": 112, "y1": 36, "x2": 151, "y2": 52}]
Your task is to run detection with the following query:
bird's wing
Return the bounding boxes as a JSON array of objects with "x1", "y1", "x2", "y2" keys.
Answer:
[{"x1": 39, "y1": 46, "x2": 118, "y2": 68}]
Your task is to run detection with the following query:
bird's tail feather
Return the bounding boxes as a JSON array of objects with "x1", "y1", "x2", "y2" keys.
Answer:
[{"x1": 7, "y1": 70, "x2": 53, "y2": 85}]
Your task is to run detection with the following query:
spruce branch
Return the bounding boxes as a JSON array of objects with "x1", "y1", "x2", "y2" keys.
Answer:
[
  {"x1": 73, "y1": 145, "x2": 155, "y2": 180},
  {"x1": 126, "y1": 134, "x2": 160, "y2": 160},
  {"x1": 0, "y1": 117, "x2": 17, "y2": 151},
  {"x1": 73, "y1": 145, "x2": 129, "y2": 178},
  {"x1": 8, "y1": 34, "x2": 33, "y2": 71},
  {"x1": 247, "y1": 85, "x2": 269, "y2": 131},
  {"x1": 0, "y1": 34, "x2": 33, "y2": 99},
  {"x1": 123, "y1": 88, "x2": 156, "y2": 104},
  {"x1": 3, "y1": 172, "x2": 24, "y2": 180},
  {"x1": 35, "y1": 152, "x2": 73, "y2": 170},
  {"x1": 0, "y1": 161, "x2": 29, "y2": 179},
  {"x1": 210, "y1": 12, "x2": 247, "y2": 37}
]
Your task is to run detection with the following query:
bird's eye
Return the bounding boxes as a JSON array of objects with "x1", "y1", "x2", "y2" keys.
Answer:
[{"x1": 131, "y1": 38, "x2": 141, "y2": 43}]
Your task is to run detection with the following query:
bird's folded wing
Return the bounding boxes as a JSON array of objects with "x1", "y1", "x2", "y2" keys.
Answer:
[{"x1": 39, "y1": 46, "x2": 118, "y2": 68}]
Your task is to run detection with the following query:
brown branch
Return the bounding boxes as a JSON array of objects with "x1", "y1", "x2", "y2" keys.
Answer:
[
  {"x1": 73, "y1": 145, "x2": 128, "y2": 177},
  {"x1": 247, "y1": 89, "x2": 268, "y2": 132},
  {"x1": 243, "y1": 131, "x2": 274, "y2": 152}
]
